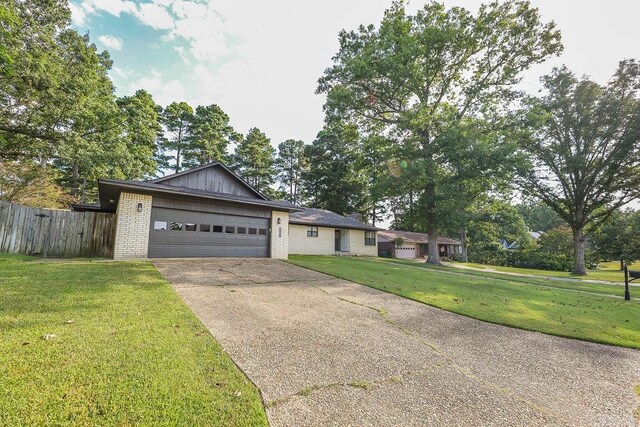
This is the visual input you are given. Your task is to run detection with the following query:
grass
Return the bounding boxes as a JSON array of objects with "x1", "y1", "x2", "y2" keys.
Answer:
[
  {"x1": 0, "y1": 254, "x2": 267, "y2": 426},
  {"x1": 375, "y1": 258, "x2": 630, "y2": 298},
  {"x1": 451, "y1": 260, "x2": 627, "y2": 283},
  {"x1": 288, "y1": 255, "x2": 640, "y2": 349}
]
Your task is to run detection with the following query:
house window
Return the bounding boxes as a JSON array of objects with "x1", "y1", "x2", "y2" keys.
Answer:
[
  {"x1": 169, "y1": 221, "x2": 183, "y2": 231},
  {"x1": 237, "y1": 227, "x2": 246, "y2": 234},
  {"x1": 365, "y1": 231, "x2": 376, "y2": 246},
  {"x1": 307, "y1": 226, "x2": 318, "y2": 237},
  {"x1": 212, "y1": 225, "x2": 223, "y2": 233},
  {"x1": 258, "y1": 228, "x2": 267, "y2": 236},
  {"x1": 200, "y1": 224, "x2": 211, "y2": 232},
  {"x1": 153, "y1": 221, "x2": 167, "y2": 230},
  {"x1": 185, "y1": 223, "x2": 196, "y2": 231},
  {"x1": 248, "y1": 228, "x2": 257, "y2": 235},
  {"x1": 225, "y1": 226, "x2": 235, "y2": 234}
]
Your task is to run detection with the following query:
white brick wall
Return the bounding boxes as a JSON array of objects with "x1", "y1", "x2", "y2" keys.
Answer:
[
  {"x1": 113, "y1": 192, "x2": 152, "y2": 260},
  {"x1": 288, "y1": 224, "x2": 377, "y2": 256},
  {"x1": 349, "y1": 229, "x2": 378, "y2": 257},
  {"x1": 270, "y1": 211, "x2": 289, "y2": 259}
]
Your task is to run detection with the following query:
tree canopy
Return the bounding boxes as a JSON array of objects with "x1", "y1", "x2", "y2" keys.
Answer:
[
  {"x1": 516, "y1": 62, "x2": 640, "y2": 274},
  {"x1": 317, "y1": 0, "x2": 562, "y2": 263}
]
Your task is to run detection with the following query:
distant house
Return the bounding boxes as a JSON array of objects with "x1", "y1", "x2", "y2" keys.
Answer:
[
  {"x1": 288, "y1": 209, "x2": 379, "y2": 256},
  {"x1": 500, "y1": 230, "x2": 545, "y2": 250},
  {"x1": 377, "y1": 230, "x2": 462, "y2": 259}
]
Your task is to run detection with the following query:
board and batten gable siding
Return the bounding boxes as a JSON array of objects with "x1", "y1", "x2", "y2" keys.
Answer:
[
  {"x1": 113, "y1": 192, "x2": 152, "y2": 260},
  {"x1": 288, "y1": 224, "x2": 377, "y2": 256},
  {"x1": 157, "y1": 166, "x2": 257, "y2": 198},
  {"x1": 152, "y1": 197, "x2": 271, "y2": 219},
  {"x1": 270, "y1": 211, "x2": 289, "y2": 259}
]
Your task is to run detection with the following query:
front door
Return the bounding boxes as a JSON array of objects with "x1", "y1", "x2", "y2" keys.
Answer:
[{"x1": 335, "y1": 230, "x2": 341, "y2": 251}]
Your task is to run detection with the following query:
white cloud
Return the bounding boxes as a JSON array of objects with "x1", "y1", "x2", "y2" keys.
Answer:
[
  {"x1": 134, "y1": 3, "x2": 175, "y2": 30},
  {"x1": 97, "y1": 35, "x2": 123, "y2": 51},
  {"x1": 80, "y1": 0, "x2": 136, "y2": 17},
  {"x1": 128, "y1": 70, "x2": 185, "y2": 106},
  {"x1": 68, "y1": 2, "x2": 87, "y2": 26}
]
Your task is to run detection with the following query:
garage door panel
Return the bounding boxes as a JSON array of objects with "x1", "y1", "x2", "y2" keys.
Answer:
[{"x1": 149, "y1": 206, "x2": 270, "y2": 258}]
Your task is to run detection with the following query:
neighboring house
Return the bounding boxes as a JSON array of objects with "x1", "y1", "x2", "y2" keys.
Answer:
[
  {"x1": 72, "y1": 162, "x2": 300, "y2": 260},
  {"x1": 500, "y1": 230, "x2": 545, "y2": 250},
  {"x1": 377, "y1": 230, "x2": 462, "y2": 259},
  {"x1": 288, "y1": 208, "x2": 379, "y2": 256}
]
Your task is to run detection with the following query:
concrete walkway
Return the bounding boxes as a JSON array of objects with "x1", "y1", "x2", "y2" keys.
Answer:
[{"x1": 154, "y1": 258, "x2": 640, "y2": 427}]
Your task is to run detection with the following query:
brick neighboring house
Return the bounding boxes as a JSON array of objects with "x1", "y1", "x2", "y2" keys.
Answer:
[{"x1": 377, "y1": 230, "x2": 462, "y2": 259}]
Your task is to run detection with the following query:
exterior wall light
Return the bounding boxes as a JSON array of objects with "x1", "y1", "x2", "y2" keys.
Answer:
[
  {"x1": 137, "y1": 202, "x2": 143, "y2": 212},
  {"x1": 277, "y1": 218, "x2": 281, "y2": 224}
]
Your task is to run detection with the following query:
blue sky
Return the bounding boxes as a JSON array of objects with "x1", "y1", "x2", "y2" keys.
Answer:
[{"x1": 70, "y1": 0, "x2": 640, "y2": 148}]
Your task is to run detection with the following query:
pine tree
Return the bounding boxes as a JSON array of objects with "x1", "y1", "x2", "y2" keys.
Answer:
[
  {"x1": 275, "y1": 139, "x2": 306, "y2": 204},
  {"x1": 233, "y1": 128, "x2": 276, "y2": 195}
]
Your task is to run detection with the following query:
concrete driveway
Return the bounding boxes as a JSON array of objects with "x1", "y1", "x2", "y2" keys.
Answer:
[{"x1": 154, "y1": 258, "x2": 640, "y2": 427}]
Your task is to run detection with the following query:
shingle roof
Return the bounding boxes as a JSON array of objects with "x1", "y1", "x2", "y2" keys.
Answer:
[
  {"x1": 289, "y1": 208, "x2": 380, "y2": 231},
  {"x1": 377, "y1": 230, "x2": 461, "y2": 245}
]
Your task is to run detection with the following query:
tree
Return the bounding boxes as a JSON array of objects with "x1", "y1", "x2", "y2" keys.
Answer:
[
  {"x1": 116, "y1": 89, "x2": 162, "y2": 180},
  {"x1": 301, "y1": 123, "x2": 368, "y2": 215},
  {"x1": 275, "y1": 139, "x2": 306, "y2": 204},
  {"x1": 160, "y1": 102, "x2": 193, "y2": 173},
  {"x1": 591, "y1": 209, "x2": 640, "y2": 265},
  {"x1": 516, "y1": 62, "x2": 640, "y2": 275},
  {"x1": 233, "y1": 128, "x2": 276, "y2": 195},
  {"x1": 185, "y1": 104, "x2": 237, "y2": 168},
  {"x1": 0, "y1": 161, "x2": 73, "y2": 208},
  {"x1": 517, "y1": 200, "x2": 565, "y2": 231},
  {"x1": 359, "y1": 132, "x2": 392, "y2": 225},
  {"x1": 317, "y1": 0, "x2": 561, "y2": 263}
]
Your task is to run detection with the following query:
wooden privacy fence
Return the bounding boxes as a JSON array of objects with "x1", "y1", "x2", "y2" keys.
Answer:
[{"x1": 0, "y1": 201, "x2": 116, "y2": 258}]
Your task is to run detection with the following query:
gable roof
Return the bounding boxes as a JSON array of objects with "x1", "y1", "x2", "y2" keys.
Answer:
[
  {"x1": 93, "y1": 179, "x2": 301, "y2": 213},
  {"x1": 378, "y1": 230, "x2": 462, "y2": 245},
  {"x1": 148, "y1": 162, "x2": 268, "y2": 200},
  {"x1": 289, "y1": 208, "x2": 380, "y2": 231}
]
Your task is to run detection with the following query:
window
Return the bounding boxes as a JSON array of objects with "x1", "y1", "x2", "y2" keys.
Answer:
[
  {"x1": 307, "y1": 226, "x2": 318, "y2": 237},
  {"x1": 169, "y1": 221, "x2": 183, "y2": 231},
  {"x1": 225, "y1": 226, "x2": 235, "y2": 234},
  {"x1": 248, "y1": 228, "x2": 257, "y2": 235},
  {"x1": 212, "y1": 225, "x2": 223, "y2": 233},
  {"x1": 365, "y1": 231, "x2": 376, "y2": 246},
  {"x1": 237, "y1": 227, "x2": 246, "y2": 234},
  {"x1": 185, "y1": 223, "x2": 196, "y2": 231},
  {"x1": 200, "y1": 224, "x2": 211, "y2": 232},
  {"x1": 258, "y1": 228, "x2": 267, "y2": 236},
  {"x1": 153, "y1": 221, "x2": 167, "y2": 230}
]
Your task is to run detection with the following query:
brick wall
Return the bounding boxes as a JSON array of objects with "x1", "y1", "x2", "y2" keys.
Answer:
[
  {"x1": 113, "y1": 192, "x2": 152, "y2": 260},
  {"x1": 270, "y1": 211, "x2": 289, "y2": 259},
  {"x1": 349, "y1": 230, "x2": 378, "y2": 256},
  {"x1": 288, "y1": 224, "x2": 377, "y2": 256}
]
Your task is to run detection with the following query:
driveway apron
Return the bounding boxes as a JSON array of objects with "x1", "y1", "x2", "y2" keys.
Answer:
[{"x1": 154, "y1": 258, "x2": 640, "y2": 427}]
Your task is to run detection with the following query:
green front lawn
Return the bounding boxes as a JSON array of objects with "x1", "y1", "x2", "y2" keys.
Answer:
[
  {"x1": 0, "y1": 254, "x2": 267, "y2": 426},
  {"x1": 451, "y1": 260, "x2": 626, "y2": 283},
  {"x1": 289, "y1": 255, "x2": 640, "y2": 349}
]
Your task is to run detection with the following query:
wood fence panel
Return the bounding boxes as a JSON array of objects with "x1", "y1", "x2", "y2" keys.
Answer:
[{"x1": 0, "y1": 201, "x2": 116, "y2": 258}]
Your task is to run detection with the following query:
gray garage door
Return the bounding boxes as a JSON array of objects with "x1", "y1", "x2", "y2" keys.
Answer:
[{"x1": 148, "y1": 207, "x2": 270, "y2": 258}]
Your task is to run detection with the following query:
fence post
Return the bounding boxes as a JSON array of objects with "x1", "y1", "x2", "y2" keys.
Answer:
[{"x1": 624, "y1": 264, "x2": 631, "y2": 301}]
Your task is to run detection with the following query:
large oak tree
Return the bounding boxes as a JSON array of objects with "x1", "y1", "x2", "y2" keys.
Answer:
[
  {"x1": 516, "y1": 62, "x2": 640, "y2": 275},
  {"x1": 317, "y1": 0, "x2": 561, "y2": 263}
]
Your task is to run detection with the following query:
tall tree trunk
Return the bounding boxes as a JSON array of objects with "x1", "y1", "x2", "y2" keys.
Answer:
[
  {"x1": 572, "y1": 227, "x2": 587, "y2": 275},
  {"x1": 70, "y1": 161, "x2": 79, "y2": 198},
  {"x1": 175, "y1": 148, "x2": 181, "y2": 173},
  {"x1": 460, "y1": 229, "x2": 468, "y2": 262},
  {"x1": 427, "y1": 225, "x2": 440, "y2": 264}
]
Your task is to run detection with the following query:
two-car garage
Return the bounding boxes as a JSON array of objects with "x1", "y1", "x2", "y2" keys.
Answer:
[{"x1": 148, "y1": 197, "x2": 271, "y2": 258}]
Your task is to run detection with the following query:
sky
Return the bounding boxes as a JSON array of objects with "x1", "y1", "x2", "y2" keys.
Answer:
[{"x1": 69, "y1": 0, "x2": 640, "y2": 148}]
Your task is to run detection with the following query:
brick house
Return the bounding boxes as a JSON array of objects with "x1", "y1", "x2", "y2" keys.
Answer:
[{"x1": 72, "y1": 162, "x2": 379, "y2": 260}]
